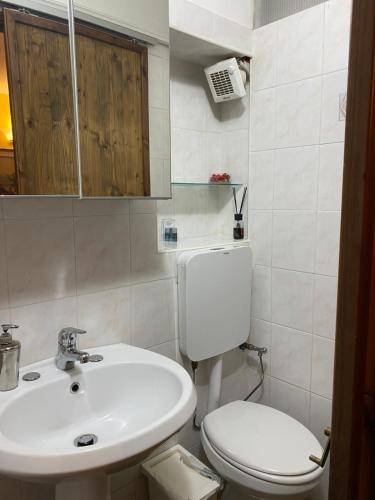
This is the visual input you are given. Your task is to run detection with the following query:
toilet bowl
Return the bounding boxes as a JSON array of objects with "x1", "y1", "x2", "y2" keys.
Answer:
[{"x1": 201, "y1": 401, "x2": 324, "y2": 500}]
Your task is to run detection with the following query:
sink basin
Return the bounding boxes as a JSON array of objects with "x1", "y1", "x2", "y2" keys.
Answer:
[{"x1": 0, "y1": 343, "x2": 196, "y2": 488}]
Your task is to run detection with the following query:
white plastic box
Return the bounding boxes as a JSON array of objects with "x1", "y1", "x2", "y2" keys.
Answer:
[{"x1": 141, "y1": 445, "x2": 221, "y2": 500}]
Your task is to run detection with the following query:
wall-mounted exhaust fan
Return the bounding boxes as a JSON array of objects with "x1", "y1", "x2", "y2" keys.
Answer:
[{"x1": 205, "y1": 57, "x2": 247, "y2": 103}]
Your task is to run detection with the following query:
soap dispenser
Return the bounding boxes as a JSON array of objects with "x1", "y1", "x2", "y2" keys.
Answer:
[{"x1": 0, "y1": 324, "x2": 20, "y2": 391}]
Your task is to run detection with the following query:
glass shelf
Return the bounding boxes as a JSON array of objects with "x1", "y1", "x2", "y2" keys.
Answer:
[{"x1": 172, "y1": 182, "x2": 243, "y2": 187}]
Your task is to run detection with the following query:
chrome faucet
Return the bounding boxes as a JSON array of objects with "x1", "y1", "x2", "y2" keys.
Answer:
[{"x1": 55, "y1": 327, "x2": 90, "y2": 371}]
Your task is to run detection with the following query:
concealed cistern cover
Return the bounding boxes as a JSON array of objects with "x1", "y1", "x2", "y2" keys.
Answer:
[{"x1": 178, "y1": 246, "x2": 252, "y2": 362}]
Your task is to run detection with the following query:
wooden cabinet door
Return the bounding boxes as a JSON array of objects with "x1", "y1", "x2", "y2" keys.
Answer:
[
  {"x1": 75, "y1": 25, "x2": 150, "y2": 197},
  {"x1": 3, "y1": 10, "x2": 77, "y2": 195}
]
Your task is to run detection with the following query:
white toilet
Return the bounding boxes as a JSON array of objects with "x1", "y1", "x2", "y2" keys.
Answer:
[{"x1": 178, "y1": 247, "x2": 324, "y2": 499}]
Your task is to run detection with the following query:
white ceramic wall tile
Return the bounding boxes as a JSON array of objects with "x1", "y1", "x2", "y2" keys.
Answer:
[
  {"x1": 172, "y1": 128, "x2": 206, "y2": 183},
  {"x1": 277, "y1": 5, "x2": 324, "y2": 85},
  {"x1": 251, "y1": 22, "x2": 277, "y2": 91},
  {"x1": 220, "y1": 91, "x2": 250, "y2": 132},
  {"x1": 75, "y1": 215, "x2": 131, "y2": 295},
  {"x1": 0, "y1": 222, "x2": 8, "y2": 310},
  {"x1": 271, "y1": 324, "x2": 312, "y2": 390},
  {"x1": 3, "y1": 199, "x2": 73, "y2": 219},
  {"x1": 311, "y1": 336, "x2": 335, "y2": 399},
  {"x1": 276, "y1": 77, "x2": 322, "y2": 148},
  {"x1": 73, "y1": 199, "x2": 130, "y2": 217},
  {"x1": 5, "y1": 218, "x2": 76, "y2": 307},
  {"x1": 171, "y1": 61, "x2": 207, "y2": 131},
  {"x1": 205, "y1": 132, "x2": 223, "y2": 174},
  {"x1": 0, "y1": 308, "x2": 10, "y2": 325},
  {"x1": 323, "y1": 0, "x2": 352, "y2": 73},
  {"x1": 249, "y1": 151, "x2": 274, "y2": 209},
  {"x1": 310, "y1": 394, "x2": 332, "y2": 446},
  {"x1": 77, "y1": 287, "x2": 131, "y2": 348},
  {"x1": 249, "y1": 318, "x2": 271, "y2": 374},
  {"x1": 251, "y1": 265, "x2": 272, "y2": 321},
  {"x1": 272, "y1": 268, "x2": 314, "y2": 332},
  {"x1": 130, "y1": 214, "x2": 176, "y2": 283},
  {"x1": 320, "y1": 70, "x2": 348, "y2": 144},
  {"x1": 272, "y1": 211, "x2": 316, "y2": 272},
  {"x1": 11, "y1": 297, "x2": 77, "y2": 366},
  {"x1": 149, "y1": 339, "x2": 177, "y2": 361},
  {"x1": 148, "y1": 53, "x2": 169, "y2": 110},
  {"x1": 130, "y1": 200, "x2": 157, "y2": 214},
  {"x1": 313, "y1": 275, "x2": 338, "y2": 339},
  {"x1": 315, "y1": 211, "x2": 341, "y2": 276},
  {"x1": 273, "y1": 147, "x2": 319, "y2": 210},
  {"x1": 248, "y1": 210, "x2": 272, "y2": 266},
  {"x1": 318, "y1": 143, "x2": 344, "y2": 211},
  {"x1": 149, "y1": 107, "x2": 170, "y2": 159},
  {"x1": 131, "y1": 279, "x2": 176, "y2": 348},
  {"x1": 250, "y1": 88, "x2": 276, "y2": 152},
  {"x1": 269, "y1": 377, "x2": 310, "y2": 427},
  {"x1": 222, "y1": 129, "x2": 249, "y2": 184}
]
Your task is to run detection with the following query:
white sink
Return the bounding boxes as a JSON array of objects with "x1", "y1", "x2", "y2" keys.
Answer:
[{"x1": 0, "y1": 343, "x2": 196, "y2": 499}]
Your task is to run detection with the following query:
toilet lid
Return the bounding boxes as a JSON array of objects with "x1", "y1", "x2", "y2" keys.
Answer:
[{"x1": 203, "y1": 401, "x2": 322, "y2": 477}]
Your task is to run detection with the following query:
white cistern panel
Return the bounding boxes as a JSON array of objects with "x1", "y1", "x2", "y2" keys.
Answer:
[{"x1": 178, "y1": 246, "x2": 252, "y2": 362}]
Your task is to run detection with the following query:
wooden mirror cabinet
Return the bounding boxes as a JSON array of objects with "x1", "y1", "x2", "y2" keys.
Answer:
[{"x1": 0, "y1": 1, "x2": 170, "y2": 197}]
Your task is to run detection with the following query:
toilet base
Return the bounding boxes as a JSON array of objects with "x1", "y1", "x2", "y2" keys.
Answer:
[{"x1": 220, "y1": 480, "x2": 314, "y2": 500}]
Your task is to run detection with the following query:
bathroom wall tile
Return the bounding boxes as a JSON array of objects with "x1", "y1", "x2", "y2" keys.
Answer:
[
  {"x1": 130, "y1": 200, "x2": 157, "y2": 214},
  {"x1": 149, "y1": 108, "x2": 170, "y2": 159},
  {"x1": 249, "y1": 318, "x2": 271, "y2": 374},
  {"x1": 248, "y1": 210, "x2": 272, "y2": 266},
  {"x1": 172, "y1": 128, "x2": 205, "y2": 183},
  {"x1": 323, "y1": 0, "x2": 352, "y2": 73},
  {"x1": 271, "y1": 324, "x2": 312, "y2": 390},
  {"x1": 272, "y1": 268, "x2": 314, "y2": 332},
  {"x1": 11, "y1": 297, "x2": 77, "y2": 366},
  {"x1": 0, "y1": 222, "x2": 8, "y2": 310},
  {"x1": 277, "y1": 5, "x2": 324, "y2": 85},
  {"x1": 148, "y1": 53, "x2": 169, "y2": 110},
  {"x1": 130, "y1": 214, "x2": 176, "y2": 284},
  {"x1": 251, "y1": 23, "x2": 277, "y2": 91},
  {"x1": 75, "y1": 215, "x2": 131, "y2": 295},
  {"x1": 112, "y1": 482, "x2": 136, "y2": 500},
  {"x1": 318, "y1": 143, "x2": 344, "y2": 211},
  {"x1": 313, "y1": 275, "x2": 338, "y2": 339},
  {"x1": 149, "y1": 340, "x2": 178, "y2": 361},
  {"x1": 73, "y1": 199, "x2": 130, "y2": 217},
  {"x1": 6, "y1": 218, "x2": 76, "y2": 307},
  {"x1": 150, "y1": 158, "x2": 172, "y2": 198},
  {"x1": 276, "y1": 77, "x2": 322, "y2": 148},
  {"x1": 222, "y1": 129, "x2": 249, "y2": 184},
  {"x1": 0, "y1": 200, "x2": 3, "y2": 218},
  {"x1": 205, "y1": 132, "x2": 223, "y2": 174},
  {"x1": 77, "y1": 287, "x2": 131, "y2": 349},
  {"x1": 310, "y1": 394, "x2": 332, "y2": 446},
  {"x1": 320, "y1": 70, "x2": 348, "y2": 144},
  {"x1": 131, "y1": 279, "x2": 176, "y2": 348},
  {"x1": 221, "y1": 92, "x2": 250, "y2": 132},
  {"x1": 0, "y1": 479, "x2": 21, "y2": 500},
  {"x1": 171, "y1": 60, "x2": 207, "y2": 131},
  {"x1": 19, "y1": 482, "x2": 55, "y2": 500},
  {"x1": 273, "y1": 147, "x2": 319, "y2": 210},
  {"x1": 252, "y1": 265, "x2": 271, "y2": 321},
  {"x1": 174, "y1": 189, "x2": 208, "y2": 239},
  {"x1": 248, "y1": 373, "x2": 271, "y2": 406},
  {"x1": 272, "y1": 211, "x2": 316, "y2": 273},
  {"x1": 3, "y1": 198, "x2": 73, "y2": 219},
  {"x1": 269, "y1": 378, "x2": 310, "y2": 427},
  {"x1": 249, "y1": 151, "x2": 274, "y2": 209},
  {"x1": 315, "y1": 211, "x2": 341, "y2": 276},
  {"x1": 311, "y1": 336, "x2": 335, "y2": 399},
  {"x1": 250, "y1": 88, "x2": 276, "y2": 152}
]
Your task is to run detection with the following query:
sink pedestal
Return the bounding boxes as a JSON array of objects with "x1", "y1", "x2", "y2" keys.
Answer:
[{"x1": 56, "y1": 474, "x2": 110, "y2": 500}]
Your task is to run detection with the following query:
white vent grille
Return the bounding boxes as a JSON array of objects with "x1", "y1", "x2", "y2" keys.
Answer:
[
  {"x1": 204, "y1": 58, "x2": 246, "y2": 103},
  {"x1": 209, "y1": 70, "x2": 235, "y2": 97}
]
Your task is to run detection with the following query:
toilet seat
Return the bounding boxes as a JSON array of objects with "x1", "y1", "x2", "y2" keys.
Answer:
[{"x1": 201, "y1": 401, "x2": 324, "y2": 498}]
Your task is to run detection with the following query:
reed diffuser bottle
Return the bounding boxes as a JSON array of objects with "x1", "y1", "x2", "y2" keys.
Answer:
[{"x1": 232, "y1": 187, "x2": 247, "y2": 240}]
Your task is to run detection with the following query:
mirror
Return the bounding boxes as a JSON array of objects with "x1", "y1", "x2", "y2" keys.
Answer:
[
  {"x1": 72, "y1": 0, "x2": 171, "y2": 198},
  {"x1": 0, "y1": 0, "x2": 171, "y2": 198},
  {"x1": 0, "y1": 0, "x2": 78, "y2": 196}
]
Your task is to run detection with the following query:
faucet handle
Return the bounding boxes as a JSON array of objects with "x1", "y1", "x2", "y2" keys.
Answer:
[
  {"x1": 58, "y1": 327, "x2": 86, "y2": 347},
  {"x1": 1, "y1": 324, "x2": 19, "y2": 334}
]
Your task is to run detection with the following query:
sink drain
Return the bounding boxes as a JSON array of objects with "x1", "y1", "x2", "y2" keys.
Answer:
[{"x1": 74, "y1": 434, "x2": 98, "y2": 447}]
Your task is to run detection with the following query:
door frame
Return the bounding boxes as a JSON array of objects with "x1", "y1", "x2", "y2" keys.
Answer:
[{"x1": 329, "y1": 0, "x2": 375, "y2": 498}]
